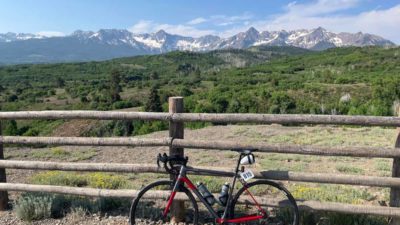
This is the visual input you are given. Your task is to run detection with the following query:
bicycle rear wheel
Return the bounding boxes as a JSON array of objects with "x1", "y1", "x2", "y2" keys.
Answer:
[
  {"x1": 230, "y1": 180, "x2": 299, "y2": 225},
  {"x1": 129, "y1": 180, "x2": 198, "y2": 225}
]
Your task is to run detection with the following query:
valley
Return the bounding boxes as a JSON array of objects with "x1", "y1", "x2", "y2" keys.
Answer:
[{"x1": 0, "y1": 46, "x2": 399, "y2": 138}]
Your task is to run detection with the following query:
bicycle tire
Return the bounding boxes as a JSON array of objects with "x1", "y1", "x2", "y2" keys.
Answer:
[
  {"x1": 129, "y1": 180, "x2": 199, "y2": 225},
  {"x1": 230, "y1": 180, "x2": 299, "y2": 225}
]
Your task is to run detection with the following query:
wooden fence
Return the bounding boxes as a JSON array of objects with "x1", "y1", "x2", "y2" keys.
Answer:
[{"x1": 1, "y1": 97, "x2": 400, "y2": 223}]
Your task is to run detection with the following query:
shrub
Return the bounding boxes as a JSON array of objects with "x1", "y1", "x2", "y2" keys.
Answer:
[
  {"x1": 2, "y1": 120, "x2": 18, "y2": 135},
  {"x1": 15, "y1": 193, "x2": 53, "y2": 221},
  {"x1": 87, "y1": 173, "x2": 128, "y2": 189},
  {"x1": 31, "y1": 171, "x2": 88, "y2": 187},
  {"x1": 30, "y1": 171, "x2": 128, "y2": 189},
  {"x1": 292, "y1": 184, "x2": 373, "y2": 204},
  {"x1": 14, "y1": 193, "x2": 128, "y2": 221},
  {"x1": 112, "y1": 100, "x2": 133, "y2": 109},
  {"x1": 6, "y1": 94, "x2": 18, "y2": 102},
  {"x1": 18, "y1": 172, "x2": 130, "y2": 221}
]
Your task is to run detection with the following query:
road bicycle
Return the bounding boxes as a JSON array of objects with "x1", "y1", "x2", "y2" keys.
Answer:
[{"x1": 129, "y1": 149, "x2": 299, "y2": 224}]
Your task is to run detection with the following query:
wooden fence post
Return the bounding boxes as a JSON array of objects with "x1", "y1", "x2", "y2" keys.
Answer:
[
  {"x1": 168, "y1": 97, "x2": 185, "y2": 222},
  {"x1": 169, "y1": 97, "x2": 184, "y2": 156},
  {"x1": 390, "y1": 108, "x2": 400, "y2": 225},
  {"x1": 0, "y1": 121, "x2": 9, "y2": 210}
]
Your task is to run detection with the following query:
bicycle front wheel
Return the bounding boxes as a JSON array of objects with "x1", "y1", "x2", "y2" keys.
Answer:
[
  {"x1": 230, "y1": 180, "x2": 299, "y2": 225},
  {"x1": 129, "y1": 180, "x2": 198, "y2": 225}
]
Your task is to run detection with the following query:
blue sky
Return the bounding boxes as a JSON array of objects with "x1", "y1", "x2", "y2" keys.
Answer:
[{"x1": 0, "y1": 0, "x2": 399, "y2": 43}]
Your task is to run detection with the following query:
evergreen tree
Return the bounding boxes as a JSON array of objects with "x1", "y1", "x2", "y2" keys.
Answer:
[
  {"x1": 145, "y1": 86, "x2": 162, "y2": 112},
  {"x1": 109, "y1": 70, "x2": 122, "y2": 103},
  {"x1": 150, "y1": 71, "x2": 159, "y2": 80},
  {"x1": 180, "y1": 87, "x2": 193, "y2": 96},
  {"x1": 194, "y1": 67, "x2": 201, "y2": 76},
  {"x1": 56, "y1": 77, "x2": 65, "y2": 87},
  {"x1": 3, "y1": 120, "x2": 18, "y2": 135}
]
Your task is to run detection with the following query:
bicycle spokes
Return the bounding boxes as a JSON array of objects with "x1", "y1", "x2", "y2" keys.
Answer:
[{"x1": 130, "y1": 180, "x2": 198, "y2": 225}]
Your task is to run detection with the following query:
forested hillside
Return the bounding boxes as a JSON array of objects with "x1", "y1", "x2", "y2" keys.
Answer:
[{"x1": 0, "y1": 46, "x2": 399, "y2": 136}]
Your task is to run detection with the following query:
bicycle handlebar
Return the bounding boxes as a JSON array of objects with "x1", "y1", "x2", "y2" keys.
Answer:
[
  {"x1": 156, "y1": 149, "x2": 254, "y2": 174},
  {"x1": 157, "y1": 153, "x2": 188, "y2": 175}
]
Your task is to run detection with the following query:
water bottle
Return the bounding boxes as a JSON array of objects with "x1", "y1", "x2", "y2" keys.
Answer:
[
  {"x1": 196, "y1": 182, "x2": 216, "y2": 206},
  {"x1": 218, "y1": 182, "x2": 230, "y2": 206}
]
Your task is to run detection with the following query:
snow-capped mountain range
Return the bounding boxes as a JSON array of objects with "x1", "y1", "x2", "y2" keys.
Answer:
[{"x1": 0, "y1": 27, "x2": 395, "y2": 64}]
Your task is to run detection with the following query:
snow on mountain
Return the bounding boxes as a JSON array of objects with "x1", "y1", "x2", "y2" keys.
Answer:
[
  {"x1": 0, "y1": 27, "x2": 395, "y2": 64},
  {"x1": 1, "y1": 27, "x2": 394, "y2": 50},
  {"x1": 217, "y1": 27, "x2": 261, "y2": 49},
  {"x1": 0, "y1": 32, "x2": 44, "y2": 42}
]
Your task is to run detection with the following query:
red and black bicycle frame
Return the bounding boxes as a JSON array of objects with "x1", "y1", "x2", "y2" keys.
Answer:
[{"x1": 163, "y1": 153, "x2": 267, "y2": 224}]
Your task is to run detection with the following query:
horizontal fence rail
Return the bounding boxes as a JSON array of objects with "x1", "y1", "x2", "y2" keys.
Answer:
[
  {"x1": 2, "y1": 160, "x2": 400, "y2": 188},
  {"x1": 0, "y1": 111, "x2": 170, "y2": 121},
  {"x1": 0, "y1": 136, "x2": 170, "y2": 146},
  {"x1": 173, "y1": 113, "x2": 400, "y2": 127},
  {"x1": 2, "y1": 111, "x2": 400, "y2": 126},
  {"x1": 173, "y1": 139, "x2": 400, "y2": 158},
  {"x1": 2, "y1": 136, "x2": 400, "y2": 158},
  {"x1": 0, "y1": 183, "x2": 399, "y2": 218}
]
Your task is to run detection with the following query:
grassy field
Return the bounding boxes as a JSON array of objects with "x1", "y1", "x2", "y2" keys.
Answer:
[{"x1": 2, "y1": 124, "x2": 397, "y2": 224}]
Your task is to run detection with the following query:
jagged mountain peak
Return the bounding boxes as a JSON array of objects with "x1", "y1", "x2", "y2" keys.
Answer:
[
  {"x1": 0, "y1": 27, "x2": 396, "y2": 64},
  {"x1": 154, "y1": 29, "x2": 169, "y2": 41},
  {"x1": 246, "y1": 27, "x2": 259, "y2": 34},
  {"x1": 155, "y1": 29, "x2": 167, "y2": 35},
  {"x1": 313, "y1": 26, "x2": 326, "y2": 32}
]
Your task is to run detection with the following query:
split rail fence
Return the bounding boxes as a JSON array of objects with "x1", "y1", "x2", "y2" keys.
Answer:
[{"x1": 2, "y1": 97, "x2": 400, "y2": 223}]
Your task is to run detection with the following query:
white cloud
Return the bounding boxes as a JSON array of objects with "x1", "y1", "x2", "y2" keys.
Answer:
[
  {"x1": 36, "y1": 31, "x2": 65, "y2": 37},
  {"x1": 284, "y1": 0, "x2": 360, "y2": 17},
  {"x1": 129, "y1": 20, "x2": 215, "y2": 37},
  {"x1": 187, "y1": 17, "x2": 207, "y2": 25},
  {"x1": 129, "y1": 20, "x2": 154, "y2": 34},
  {"x1": 129, "y1": 13, "x2": 252, "y2": 37},
  {"x1": 254, "y1": 1, "x2": 400, "y2": 43},
  {"x1": 215, "y1": 0, "x2": 400, "y2": 43},
  {"x1": 128, "y1": 1, "x2": 400, "y2": 43},
  {"x1": 210, "y1": 12, "x2": 253, "y2": 26}
]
